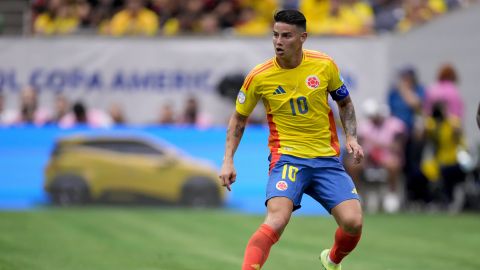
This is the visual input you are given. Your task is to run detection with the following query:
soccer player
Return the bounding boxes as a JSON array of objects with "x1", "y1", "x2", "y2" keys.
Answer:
[{"x1": 219, "y1": 10, "x2": 364, "y2": 270}]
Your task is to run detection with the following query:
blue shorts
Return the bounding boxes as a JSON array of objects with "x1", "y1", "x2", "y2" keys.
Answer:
[{"x1": 266, "y1": 154, "x2": 360, "y2": 213}]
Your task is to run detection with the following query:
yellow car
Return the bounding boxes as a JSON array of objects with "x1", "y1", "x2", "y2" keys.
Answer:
[{"x1": 44, "y1": 134, "x2": 225, "y2": 207}]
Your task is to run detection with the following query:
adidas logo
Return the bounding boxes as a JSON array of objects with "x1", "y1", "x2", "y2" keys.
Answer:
[{"x1": 273, "y1": 86, "x2": 286, "y2": 95}]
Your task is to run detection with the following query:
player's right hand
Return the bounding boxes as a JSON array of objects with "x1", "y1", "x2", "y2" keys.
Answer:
[{"x1": 219, "y1": 160, "x2": 236, "y2": 191}]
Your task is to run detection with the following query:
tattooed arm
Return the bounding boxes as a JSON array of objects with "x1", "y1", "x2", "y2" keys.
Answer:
[
  {"x1": 219, "y1": 111, "x2": 248, "y2": 191},
  {"x1": 336, "y1": 96, "x2": 364, "y2": 163}
]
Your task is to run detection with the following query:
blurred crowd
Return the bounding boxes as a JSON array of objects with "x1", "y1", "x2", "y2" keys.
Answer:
[
  {"x1": 0, "y1": 88, "x2": 211, "y2": 128},
  {"x1": 30, "y1": 0, "x2": 479, "y2": 36},
  {"x1": 343, "y1": 63, "x2": 479, "y2": 214}
]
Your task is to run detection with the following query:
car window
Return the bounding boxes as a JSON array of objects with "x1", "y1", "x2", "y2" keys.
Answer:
[{"x1": 82, "y1": 141, "x2": 163, "y2": 155}]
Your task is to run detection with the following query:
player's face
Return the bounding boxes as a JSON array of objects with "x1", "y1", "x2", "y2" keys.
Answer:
[{"x1": 273, "y1": 22, "x2": 307, "y2": 59}]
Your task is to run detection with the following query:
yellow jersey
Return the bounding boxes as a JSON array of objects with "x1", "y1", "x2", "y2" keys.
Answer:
[
  {"x1": 109, "y1": 8, "x2": 159, "y2": 36},
  {"x1": 34, "y1": 13, "x2": 79, "y2": 35},
  {"x1": 236, "y1": 50, "x2": 346, "y2": 159}
]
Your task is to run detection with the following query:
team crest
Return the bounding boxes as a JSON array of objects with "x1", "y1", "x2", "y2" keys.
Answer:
[
  {"x1": 305, "y1": 75, "x2": 320, "y2": 89},
  {"x1": 276, "y1": 181, "x2": 288, "y2": 191},
  {"x1": 237, "y1": 91, "x2": 246, "y2": 104}
]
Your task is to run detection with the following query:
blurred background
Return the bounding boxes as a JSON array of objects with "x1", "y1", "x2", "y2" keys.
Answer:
[
  {"x1": 0, "y1": 0, "x2": 480, "y2": 215},
  {"x1": 1, "y1": 1, "x2": 480, "y2": 270}
]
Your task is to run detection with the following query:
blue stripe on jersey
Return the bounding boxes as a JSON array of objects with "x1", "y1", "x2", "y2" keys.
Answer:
[{"x1": 330, "y1": 84, "x2": 349, "y2": 101}]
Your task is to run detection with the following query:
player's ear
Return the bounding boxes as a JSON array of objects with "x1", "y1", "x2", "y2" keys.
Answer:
[{"x1": 300, "y1": 32, "x2": 307, "y2": 43}]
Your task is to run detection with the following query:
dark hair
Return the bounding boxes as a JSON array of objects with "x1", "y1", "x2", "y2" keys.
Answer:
[
  {"x1": 437, "y1": 63, "x2": 458, "y2": 83},
  {"x1": 432, "y1": 101, "x2": 446, "y2": 121},
  {"x1": 73, "y1": 101, "x2": 87, "y2": 123},
  {"x1": 274, "y1": 10, "x2": 306, "y2": 31},
  {"x1": 399, "y1": 65, "x2": 419, "y2": 86}
]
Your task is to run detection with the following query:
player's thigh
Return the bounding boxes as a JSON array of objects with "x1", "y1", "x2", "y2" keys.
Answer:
[
  {"x1": 266, "y1": 156, "x2": 311, "y2": 210},
  {"x1": 307, "y1": 157, "x2": 360, "y2": 213}
]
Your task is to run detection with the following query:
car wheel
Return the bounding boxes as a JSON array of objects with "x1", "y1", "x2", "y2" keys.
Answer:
[
  {"x1": 50, "y1": 175, "x2": 90, "y2": 206},
  {"x1": 181, "y1": 178, "x2": 221, "y2": 207}
]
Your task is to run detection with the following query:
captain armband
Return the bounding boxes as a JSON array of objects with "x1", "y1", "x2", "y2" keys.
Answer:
[{"x1": 329, "y1": 84, "x2": 350, "y2": 101}]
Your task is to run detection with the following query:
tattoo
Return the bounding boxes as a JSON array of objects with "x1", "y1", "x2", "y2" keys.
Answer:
[
  {"x1": 233, "y1": 123, "x2": 245, "y2": 138},
  {"x1": 224, "y1": 112, "x2": 248, "y2": 159},
  {"x1": 337, "y1": 97, "x2": 357, "y2": 138}
]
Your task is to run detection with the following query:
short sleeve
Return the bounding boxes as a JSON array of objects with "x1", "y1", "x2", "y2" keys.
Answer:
[
  {"x1": 236, "y1": 73, "x2": 261, "y2": 117},
  {"x1": 327, "y1": 59, "x2": 344, "y2": 92}
]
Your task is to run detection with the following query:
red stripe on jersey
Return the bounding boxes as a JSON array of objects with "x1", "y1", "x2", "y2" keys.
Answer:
[
  {"x1": 328, "y1": 110, "x2": 340, "y2": 156},
  {"x1": 243, "y1": 61, "x2": 274, "y2": 91},
  {"x1": 267, "y1": 113, "x2": 282, "y2": 173}
]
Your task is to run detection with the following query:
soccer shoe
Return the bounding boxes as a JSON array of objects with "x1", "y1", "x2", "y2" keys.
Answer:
[{"x1": 320, "y1": 249, "x2": 342, "y2": 270}]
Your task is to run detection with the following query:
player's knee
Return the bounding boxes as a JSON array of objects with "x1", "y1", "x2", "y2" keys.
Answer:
[
  {"x1": 341, "y1": 214, "x2": 363, "y2": 235},
  {"x1": 265, "y1": 211, "x2": 291, "y2": 234},
  {"x1": 267, "y1": 214, "x2": 290, "y2": 233}
]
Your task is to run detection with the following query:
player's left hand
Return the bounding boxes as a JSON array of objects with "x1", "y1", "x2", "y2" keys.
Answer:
[{"x1": 346, "y1": 136, "x2": 364, "y2": 164}]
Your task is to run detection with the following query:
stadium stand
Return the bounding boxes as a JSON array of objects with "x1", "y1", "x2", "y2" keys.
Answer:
[
  {"x1": 0, "y1": 0, "x2": 476, "y2": 36},
  {"x1": 0, "y1": 0, "x2": 30, "y2": 35}
]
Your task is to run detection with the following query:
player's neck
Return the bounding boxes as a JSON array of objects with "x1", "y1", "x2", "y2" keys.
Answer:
[{"x1": 276, "y1": 50, "x2": 303, "y2": 69}]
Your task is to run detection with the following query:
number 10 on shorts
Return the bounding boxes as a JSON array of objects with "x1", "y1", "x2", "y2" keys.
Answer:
[{"x1": 282, "y1": 164, "x2": 299, "y2": 182}]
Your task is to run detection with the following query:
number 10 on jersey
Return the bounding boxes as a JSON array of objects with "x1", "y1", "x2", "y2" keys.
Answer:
[{"x1": 289, "y1": 96, "x2": 308, "y2": 115}]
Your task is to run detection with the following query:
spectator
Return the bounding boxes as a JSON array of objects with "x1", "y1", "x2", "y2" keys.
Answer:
[
  {"x1": 11, "y1": 86, "x2": 51, "y2": 126},
  {"x1": 310, "y1": 0, "x2": 374, "y2": 36},
  {"x1": 108, "y1": 102, "x2": 127, "y2": 124},
  {"x1": 344, "y1": 99, "x2": 406, "y2": 213},
  {"x1": 424, "y1": 63, "x2": 464, "y2": 120},
  {"x1": 387, "y1": 66, "x2": 427, "y2": 208},
  {"x1": 156, "y1": 103, "x2": 176, "y2": 124},
  {"x1": 388, "y1": 66, "x2": 425, "y2": 131},
  {"x1": 234, "y1": 0, "x2": 278, "y2": 36},
  {"x1": 371, "y1": 0, "x2": 403, "y2": 32},
  {"x1": 109, "y1": 0, "x2": 159, "y2": 36},
  {"x1": 76, "y1": 0, "x2": 92, "y2": 28},
  {"x1": 299, "y1": 0, "x2": 330, "y2": 35},
  {"x1": 213, "y1": 0, "x2": 240, "y2": 30},
  {"x1": 49, "y1": 93, "x2": 70, "y2": 124},
  {"x1": 0, "y1": 91, "x2": 16, "y2": 126},
  {"x1": 396, "y1": 0, "x2": 446, "y2": 33},
  {"x1": 337, "y1": 0, "x2": 374, "y2": 35},
  {"x1": 59, "y1": 101, "x2": 112, "y2": 128},
  {"x1": 179, "y1": 97, "x2": 211, "y2": 127},
  {"x1": 421, "y1": 101, "x2": 467, "y2": 211},
  {"x1": 234, "y1": 7, "x2": 270, "y2": 36},
  {"x1": 198, "y1": 13, "x2": 220, "y2": 35},
  {"x1": 181, "y1": 97, "x2": 198, "y2": 125},
  {"x1": 161, "y1": 0, "x2": 207, "y2": 35},
  {"x1": 0, "y1": 90, "x2": 5, "y2": 125},
  {"x1": 151, "y1": 0, "x2": 181, "y2": 35},
  {"x1": 90, "y1": 0, "x2": 117, "y2": 34},
  {"x1": 239, "y1": 0, "x2": 278, "y2": 23},
  {"x1": 34, "y1": 0, "x2": 80, "y2": 35}
]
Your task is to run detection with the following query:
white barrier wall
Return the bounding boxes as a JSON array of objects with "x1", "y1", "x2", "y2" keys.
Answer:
[{"x1": 0, "y1": 37, "x2": 388, "y2": 126}]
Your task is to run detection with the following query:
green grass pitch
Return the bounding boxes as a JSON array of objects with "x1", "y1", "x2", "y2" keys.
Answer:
[{"x1": 0, "y1": 208, "x2": 479, "y2": 270}]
